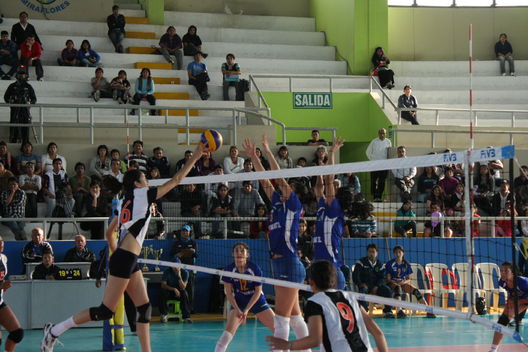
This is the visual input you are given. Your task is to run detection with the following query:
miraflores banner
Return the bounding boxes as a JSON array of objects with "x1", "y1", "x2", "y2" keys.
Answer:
[{"x1": 2, "y1": 0, "x2": 110, "y2": 22}]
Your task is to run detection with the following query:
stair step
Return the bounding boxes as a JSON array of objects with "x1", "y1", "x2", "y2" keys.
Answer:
[
  {"x1": 134, "y1": 62, "x2": 172, "y2": 70},
  {"x1": 153, "y1": 77, "x2": 180, "y2": 84},
  {"x1": 154, "y1": 92, "x2": 190, "y2": 100},
  {"x1": 128, "y1": 46, "x2": 156, "y2": 54},
  {"x1": 158, "y1": 109, "x2": 200, "y2": 116},
  {"x1": 125, "y1": 17, "x2": 149, "y2": 24},
  {"x1": 126, "y1": 31, "x2": 156, "y2": 39},
  {"x1": 118, "y1": 4, "x2": 142, "y2": 10}
]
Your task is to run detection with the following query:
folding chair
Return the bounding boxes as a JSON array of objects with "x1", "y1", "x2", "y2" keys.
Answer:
[
  {"x1": 476, "y1": 262, "x2": 508, "y2": 312},
  {"x1": 425, "y1": 263, "x2": 458, "y2": 308},
  {"x1": 452, "y1": 262, "x2": 485, "y2": 311},
  {"x1": 409, "y1": 263, "x2": 434, "y2": 314}
]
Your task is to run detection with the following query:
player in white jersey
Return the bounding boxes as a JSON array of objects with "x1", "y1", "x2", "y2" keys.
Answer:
[
  {"x1": 267, "y1": 260, "x2": 388, "y2": 352},
  {"x1": 41, "y1": 144, "x2": 205, "y2": 352},
  {"x1": 0, "y1": 236, "x2": 25, "y2": 351}
]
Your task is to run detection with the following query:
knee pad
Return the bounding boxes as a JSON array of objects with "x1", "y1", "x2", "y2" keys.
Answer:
[
  {"x1": 498, "y1": 314, "x2": 510, "y2": 326},
  {"x1": 89, "y1": 303, "x2": 114, "y2": 321},
  {"x1": 412, "y1": 289, "x2": 423, "y2": 301},
  {"x1": 394, "y1": 285, "x2": 403, "y2": 298},
  {"x1": 274, "y1": 315, "x2": 290, "y2": 340},
  {"x1": 137, "y1": 302, "x2": 152, "y2": 323},
  {"x1": 8, "y1": 328, "x2": 24, "y2": 343}
]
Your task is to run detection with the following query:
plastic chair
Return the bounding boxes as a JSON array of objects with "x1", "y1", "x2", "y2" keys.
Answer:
[
  {"x1": 409, "y1": 263, "x2": 434, "y2": 314},
  {"x1": 476, "y1": 262, "x2": 508, "y2": 312},
  {"x1": 167, "y1": 300, "x2": 183, "y2": 321},
  {"x1": 425, "y1": 263, "x2": 458, "y2": 308},
  {"x1": 452, "y1": 262, "x2": 485, "y2": 311}
]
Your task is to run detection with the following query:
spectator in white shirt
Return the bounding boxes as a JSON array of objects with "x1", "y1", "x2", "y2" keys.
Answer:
[
  {"x1": 18, "y1": 161, "x2": 41, "y2": 217},
  {"x1": 41, "y1": 142, "x2": 67, "y2": 174},
  {"x1": 103, "y1": 158, "x2": 123, "y2": 183},
  {"x1": 223, "y1": 145, "x2": 244, "y2": 174},
  {"x1": 365, "y1": 128, "x2": 392, "y2": 201},
  {"x1": 391, "y1": 146, "x2": 416, "y2": 202}
]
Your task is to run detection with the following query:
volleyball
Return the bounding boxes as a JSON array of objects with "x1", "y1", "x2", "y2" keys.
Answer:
[{"x1": 200, "y1": 129, "x2": 223, "y2": 152}]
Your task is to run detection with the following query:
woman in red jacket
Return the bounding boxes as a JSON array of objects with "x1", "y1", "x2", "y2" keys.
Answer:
[{"x1": 20, "y1": 34, "x2": 43, "y2": 81}]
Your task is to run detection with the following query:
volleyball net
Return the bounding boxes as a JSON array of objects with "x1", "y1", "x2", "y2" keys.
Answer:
[{"x1": 142, "y1": 144, "x2": 527, "y2": 343}]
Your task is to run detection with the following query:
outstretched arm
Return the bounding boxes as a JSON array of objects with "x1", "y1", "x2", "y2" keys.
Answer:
[
  {"x1": 362, "y1": 306, "x2": 388, "y2": 352},
  {"x1": 242, "y1": 137, "x2": 274, "y2": 201},
  {"x1": 261, "y1": 134, "x2": 291, "y2": 199},
  {"x1": 324, "y1": 138, "x2": 344, "y2": 204}
]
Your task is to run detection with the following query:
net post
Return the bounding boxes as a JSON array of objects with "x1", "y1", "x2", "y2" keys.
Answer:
[
  {"x1": 464, "y1": 149, "x2": 475, "y2": 317},
  {"x1": 510, "y1": 157, "x2": 520, "y2": 332}
]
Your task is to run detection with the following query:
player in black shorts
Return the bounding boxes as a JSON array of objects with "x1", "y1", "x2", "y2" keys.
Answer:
[
  {"x1": 0, "y1": 236, "x2": 25, "y2": 351},
  {"x1": 267, "y1": 260, "x2": 388, "y2": 352},
  {"x1": 41, "y1": 143, "x2": 205, "y2": 352}
]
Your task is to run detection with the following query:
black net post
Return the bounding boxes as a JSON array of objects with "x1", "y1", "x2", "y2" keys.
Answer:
[{"x1": 510, "y1": 157, "x2": 520, "y2": 332}]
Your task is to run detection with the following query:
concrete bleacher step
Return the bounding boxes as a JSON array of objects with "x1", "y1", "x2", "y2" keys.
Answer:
[
  {"x1": 392, "y1": 60, "x2": 528, "y2": 77},
  {"x1": 386, "y1": 89, "x2": 528, "y2": 105},
  {"x1": 154, "y1": 92, "x2": 190, "y2": 100},
  {"x1": 134, "y1": 61, "x2": 173, "y2": 69},
  {"x1": 395, "y1": 76, "x2": 528, "y2": 91},
  {"x1": 119, "y1": 9, "x2": 147, "y2": 17},
  {"x1": 118, "y1": 3, "x2": 142, "y2": 10},
  {"x1": 153, "y1": 77, "x2": 181, "y2": 84},
  {"x1": 126, "y1": 16, "x2": 149, "y2": 24},
  {"x1": 126, "y1": 31, "x2": 156, "y2": 39}
]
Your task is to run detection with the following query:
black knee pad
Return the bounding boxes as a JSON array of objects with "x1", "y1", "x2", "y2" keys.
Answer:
[
  {"x1": 89, "y1": 303, "x2": 114, "y2": 321},
  {"x1": 8, "y1": 328, "x2": 24, "y2": 343},
  {"x1": 412, "y1": 289, "x2": 423, "y2": 301},
  {"x1": 393, "y1": 285, "x2": 403, "y2": 298},
  {"x1": 137, "y1": 302, "x2": 152, "y2": 323},
  {"x1": 498, "y1": 314, "x2": 510, "y2": 326}
]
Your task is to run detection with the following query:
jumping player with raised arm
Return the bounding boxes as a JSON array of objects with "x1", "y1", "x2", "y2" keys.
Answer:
[
  {"x1": 243, "y1": 135, "x2": 310, "y2": 352},
  {"x1": 489, "y1": 262, "x2": 528, "y2": 352},
  {"x1": 267, "y1": 260, "x2": 388, "y2": 352},
  {"x1": 313, "y1": 138, "x2": 352, "y2": 290},
  {"x1": 40, "y1": 143, "x2": 205, "y2": 352}
]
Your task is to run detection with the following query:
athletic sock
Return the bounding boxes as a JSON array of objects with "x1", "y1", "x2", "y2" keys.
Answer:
[
  {"x1": 214, "y1": 331, "x2": 233, "y2": 352},
  {"x1": 289, "y1": 315, "x2": 310, "y2": 352},
  {"x1": 50, "y1": 317, "x2": 77, "y2": 337},
  {"x1": 274, "y1": 315, "x2": 290, "y2": 352},
  {"x1": 489, "y1": 345, "x2": 498, "y2": 352}
]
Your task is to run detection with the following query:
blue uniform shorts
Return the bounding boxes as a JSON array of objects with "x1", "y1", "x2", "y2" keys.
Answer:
[
  {"x1": 233, "y1": 294, "x2": 270, "y2": 314},
  {"x1": 272, "y1": 256, "x2": 306, "y2": 284}
]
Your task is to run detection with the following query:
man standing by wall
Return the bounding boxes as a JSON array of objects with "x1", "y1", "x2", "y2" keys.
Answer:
[{"x1": 366, "y1": 128, "x2": 391, "y2": 201}]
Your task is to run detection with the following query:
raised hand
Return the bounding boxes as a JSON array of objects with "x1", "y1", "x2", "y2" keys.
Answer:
[
  {"x1": 261, "y1": 134, "x2": 271, "y2": 152},
  {"x1": 330, "y1": 137, "x2": 344, "y2": 154},
  {"x1": 242, "y1": 137, "x2": 257, "y2": 158}
]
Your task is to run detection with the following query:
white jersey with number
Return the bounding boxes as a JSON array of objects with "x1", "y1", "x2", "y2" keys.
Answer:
[
  {"x1": 0, "y1": 254, "x2": 7, "y2": 305},
  {"x1": 119, "y1": 187, "x2": 158, "y2": 247}
]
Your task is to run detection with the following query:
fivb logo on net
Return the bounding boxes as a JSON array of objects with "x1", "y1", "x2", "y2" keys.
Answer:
[{"x1": 20, "y1": 0, "x2": 71, "y2": 14}]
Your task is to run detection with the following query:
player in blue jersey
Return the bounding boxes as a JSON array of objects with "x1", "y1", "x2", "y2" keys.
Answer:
[
  {"x1": 385, "y1": 245, "x2": 435, "y2": 318},
  {"x1": 243, "y1": 134, "x2": 310, "y2": 352},
  {"x1": 313, "y1": 138, "x2": 352, "y2": 290},
  {"x1": 489, "y1": 262, "x2": 528, "y2": 352},
  {"x1": 215, "y1": 242, "x2": 274, "y2": 352}
]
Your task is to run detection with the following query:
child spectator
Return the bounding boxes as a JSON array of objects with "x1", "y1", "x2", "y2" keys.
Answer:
[
  {"x1": 182, "y1": 25, "x2": 202, "y2": 56},
  {"x1": 91, "y1": 67, "x2": 112, "y2": 102},
  {"x1": 187, "y1": 51, "x2": 209, "y2": 100},
  {"x1": 495, "y1": 33, "x2": 514, "y2": 76},
  {"x1": 158, "y1": 26, "x2": 183, "y2": 70},
  {"x1": 110, "y1": 70, "x2": 131, "y2": 104},
  {"x1": 394, "y1": 200, "x2": 417, "y2": 237},
  {"x1": 18, "y1": 161, "x2": 40, "y2": 218},
  {"x1": 107, "y1": 5, "x2": 125, "y2": 53},
  {"x1": 0, "y1": 30, "x2": 18, "y2": 80},
  {"x1": 57, "y1": 39, "x2": 78, "y2": 66},
  {"x1": 78, "y1": 39, "x2": 101, "y2": 67},
  {"x1": 221, "y1": 53, "x2": 241, "y2": 101},
  {"x1": 131, "y1": 68, "x2": 156, "y2": 116},
  {"x1": 20, "y1": 35, "x2": 43, "y2": 81}
]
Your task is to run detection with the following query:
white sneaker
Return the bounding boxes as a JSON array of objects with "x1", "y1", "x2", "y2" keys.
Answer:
[
  {"x1": 511, "y1": 72, "x2": 515, "y2": 76},
  {"x1": 93, "y1": 90, "x2": 100, "y2": 102},
  {"x1": 160, "y1": 314, "x2": 168, "y2": 323},
  {"x1": 501, "y1": 73, "x2": 506, "y2": 76},
  {"x1": 41, "y1": 323, "x2": 61, "y2": 352}
]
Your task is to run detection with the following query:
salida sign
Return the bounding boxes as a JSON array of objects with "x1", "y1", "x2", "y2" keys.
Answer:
[{"x1": 293, "y1": 92, "x2": 332, "y2": 109}]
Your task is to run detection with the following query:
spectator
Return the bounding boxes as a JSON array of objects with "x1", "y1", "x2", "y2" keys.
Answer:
[
  {"x1": 22, "y1": 227, "x2": 52, "y2": 263},
  {"x1": 311, "y1": 145, "x2": 328, "y2": 167},
  {"x1": 426, "y1": 185, "x2": 447, "y2": 214},
  {"x1": 297, "y1": 218, "x2": 312, "y2": 260},
  {"x1": 496, "y1": 208, "x2": 514, "y2": 237},
  {"x1": 0, "y1": 161, "x2": 15, "y2": 194},
  {"x1": 491, "y1": 180, "x2": 513, "y2": 216},
  {"x1": 233, "y1": 181, "x2": 264, "y2": 218},
  {"x1": 131, "y1": 68, "x2": 156, "y2": 116},
  {"x1": 347, "y1": 199, "x2": 376, "y2": 238},
  {"x1": 0, "y1": 30, "x2": 18, "y2": 80},
  {"x1": 182, "y1": 25, "x2": 202, "y2": 56},
  {"x1": 110, "y1": 149, "x2": 128, "y2": 174},
  {"x1": 223, "y1": 146, "x2": 244, "y2": 174},
  {"x1": 180, "y1": 183, "x2": 205, "y2": 235},
  {"x1": 19, "y1": 161, "x2": 40, "y2": 217},
  {"x1": 43, "y1": 158, "x2": 75, "y2": 217},
  {"x1": 124, "y1": 140, "x2": 149, "y2": 173},
  {"x1": 0, "y1": 141, "x2": 15, "y2": 172},
  {"x1": 366, "y1": 128, "x2": 391, "y2": 201},
  {"x1": 159, "y1": 258, "x2": 192, "y2": 323},
  {"x1": 306, "y1": 129, "x2": 329, "y2": 146},
  {"x1": 148, "y1": 147, "x2": 171, "y2": 178},
  {"x1": 417, "y1": 166, "x2": 439, "y2": 203},
  {"x1": 255, "y1": 147, "x2": 270, "y2": 170},
  {"x1": 221, "y1": 53, "x2": 241, "y2": 101},
  {"x1": 57, "y1": 39, "x2": 78, "y2": 66},
  {"x1": 338, "y1": 173, "x2": 361, "y2": 195},
  {"x1": 170, "y1": 225, "x2": 197, "y2": 309},
  {"x1": 392, "y1": 146, "x2": 416, "y2": 202},
  {"x1": 495, "y1": 33, "x2": 514, "y2": 76},
  {"x1": 276, "y1": 145, "x2": 293, "y2": 169},
  {"x1": 41, "y1": 142, "x2": 67, "y2": 174},
  {"x1": 397, "y1": 85, "x2": 419, "y2": 125},
  {"x1": 424, "y1": 203, "x2": 452, "y2": 238},
  {"x1": 78, "y1": 39, "x2": 101, "y2": 67},
  {"x1": 102, "y1": 158, "x2": 123, "y2": 183},
  {"x1": 107, "y1": 5, "x2": 125, "y2": 53},
  {"x1": 514, "y1": 165, "x2": 528, "y2": 208},
  {"x1": 175, "y1": 150, "x2": 198, "y2": 177},
  {"x1": 352, "y1": 243, "x2": 393, "y2": 318},
  {"x1": 110, "y1": 69, "x2": 132, "y2": 104},
  {"x1": 158, "y1": 26, "x2": 183, "y2": 70},
  {"x1": 70, "y1": 162, "x2": 91, "y2": 216},
  {"x1": 234, "y1": 158, "x2": 258, "y2": 193},
  {"x1": 196, "y1": 151, "x2": 216, "y2": 176},
  {"x1": 63, "y1": 234, "x2": 95, "y2": 262},
  {"x1": 385, "y1": 245, "x2": 435, "y2": 318},
  {"x1": 249, "y1": 203, "x2": 269, "y2": 240},
  {"x1": 80, "y1": 180, "x2": 109, "y2": 239},
  {"x1": 90, "y1": 67, "x2": 112, "y2": 102},
  {"x1": 371, "y1": 47, "x2": 395, "y2": 89},
  {"x1": 89, "y1": 144, "x2": 111, "y2": 179},
  {"x1": 204, "y1": 164, "x2": 228, "y2": 198},
  {"x1": 210, "y1": 184, "x2": 233, "y2": 237},
  {"x1": 187, "y1": 51, "x2": 209, "y2": 100},
  {"x1": 15, "y1": 141, "x2": 41, "y2": 175},
  {"x1": 473, "y1": 163, "x2": 495, "y2": 215},
  {"x1": 394, "y1": 200, "x2": 417, "y2": 237},
  {"x1": 4, "y1": 69, "x2": 36, "y2": 143},
  {"x1": 1, "y1": 177, "x2": 27, "y2": 240},
  {"x1": 520, "y1": 206, "x2": 528, "y2": 237},
  {"x1": 11, "y1": 11, "x2": 41, "y2": 47},
  {"x1": 32, "y1": 251, "x2": 60, "y2": 280},
  {"x1": 488, "y1": 153, "x2": 504, "y2": 186},
  {"x1": 438, "y1": 167, "x2": 460, "y2": 197}
]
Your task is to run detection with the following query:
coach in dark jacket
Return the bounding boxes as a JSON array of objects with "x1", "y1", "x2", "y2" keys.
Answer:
[{"x1": 352, "y1": 243, "x2": 394, "y2": 317}]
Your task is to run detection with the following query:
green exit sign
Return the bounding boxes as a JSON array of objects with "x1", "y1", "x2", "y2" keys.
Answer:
[{"x1": 293, "y1": 92, "x2": 333, "y2": 109}]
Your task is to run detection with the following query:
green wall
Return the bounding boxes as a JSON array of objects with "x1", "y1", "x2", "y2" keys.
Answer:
[
  {"x1": 262, "y1": 92, "x2": 391, "y2": 162},
  {"x1": 310, "y1": 0, "x2": 388, "y2": 74},
  {"x1": 139, "y1": 0, "x2": 164, "y2": 24},
  {"x1": 389, "y1": 7, "x2": 528, "y2": 61}
]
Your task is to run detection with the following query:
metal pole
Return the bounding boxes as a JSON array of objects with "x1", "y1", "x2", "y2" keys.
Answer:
[
  {"x1": 76, "y1": 107, "x2": 80, "y2": 123},
  {"x1": 232, "y1": 110, "x2": 237, "y2": 145},
  {"x1": 463, "y1": 150, "x2": 475, "y2": 317},
  {"x1": 469, "y1": 24, "x2": 474, "y2": 150},
  {"x1": 89, "y1": 107, "x2": 94, "y2": 144},
  {"x1": 511, "y1": 113, "x2": 515, "y2": 127},
  {"x1": 223, "y1": 219, "x2": 228, "y2": 240},
  {"x1": 436, "y1": 110, "x2": 440, "y2": 126},
  {"x1": 288, "y1": 77, "x2": 292, "y2": 92},
  {"x1": 329, "y1": 77, "x2": 333, "y2": 94},
  {"x1": 39, "y1": 107, "x2": 44, "y2": 144},
  {"x1": 510, "y1": 157, "x2": 520, "y2": 332},
  {"x1": 185, "y1": 109, "x2": 190, "y2": 145},
  {"x1": 138, "y1": 109, "x2": 143, "y2": 141}
]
